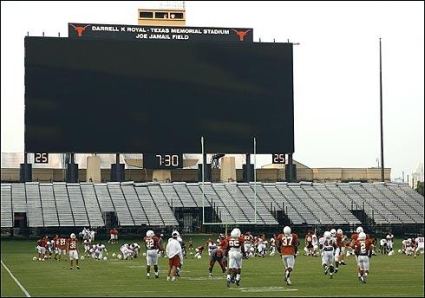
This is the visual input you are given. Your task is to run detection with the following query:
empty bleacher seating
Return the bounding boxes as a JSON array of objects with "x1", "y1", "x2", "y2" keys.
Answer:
[
  {"x1": 1, "y1": 184, "x2": 13, "y2": 227},
  {"x1": 1, "y1": 182, "x2": 423, "y2": 228}
]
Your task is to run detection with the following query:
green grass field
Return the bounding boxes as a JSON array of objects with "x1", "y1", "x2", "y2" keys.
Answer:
[{"x1": 1, "y1": 236, "x2": 424, "y2": 297}]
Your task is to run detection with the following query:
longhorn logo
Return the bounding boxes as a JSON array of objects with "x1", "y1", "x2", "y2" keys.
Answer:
[
  {"x1": 232, "y1": 29, "x2": 251, "y2": 41},
  {"x1": 70, "y1": 24, "x2": 90, "y2": 37}
]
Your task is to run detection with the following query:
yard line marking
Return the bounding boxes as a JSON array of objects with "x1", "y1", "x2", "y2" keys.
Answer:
[{"x1": 1, "y1": 260, "x2": 31, "y2": 297}]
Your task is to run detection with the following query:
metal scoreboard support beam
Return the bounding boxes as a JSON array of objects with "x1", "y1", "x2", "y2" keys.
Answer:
[{"x1": 201, "y1": 136, "x2": 259, "y2": 226}]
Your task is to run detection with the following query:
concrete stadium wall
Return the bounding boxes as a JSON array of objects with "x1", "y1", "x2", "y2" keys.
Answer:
[{"x1": 1, "y1": 167, "x2": 391, "y2": 183}]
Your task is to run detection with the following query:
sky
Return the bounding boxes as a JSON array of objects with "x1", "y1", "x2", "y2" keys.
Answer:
[{"x1": 1, "y1": 1, "x2": 424, "y2": 180}]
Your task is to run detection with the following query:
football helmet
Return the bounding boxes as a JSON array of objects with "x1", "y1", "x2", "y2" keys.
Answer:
[
  {"x1": 330, "y1": 229, "x2": 336, "y2": 236},
  {"x1": 356, "y1": 226, "x2": 364, "y2": 234},
  {"x1": 172, "y1": 230, "x2": 180, "y2": 238},
  {"x1": 358, "y1": 232, "x2": 366, "y2": 240},
  {"x1": 324, "y1": 231, "x2": 331, "y2": 239},
  {"x1": 337, "y1": 229, "x2": 343, "y2": 235},
  {"x1": 283, "y1": 226, "x2": 291, "y2": 235},
  {"x1": 70, "y1": 233, "x2": 76, "y2": 239},
  {"x1": 231, "y1": 228, "x2": 241, "y2": 238},
  {"x1": 146, "y1": 230, "x2": 155, "y2": 237}
]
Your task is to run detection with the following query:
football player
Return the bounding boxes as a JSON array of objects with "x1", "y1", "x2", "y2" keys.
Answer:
[
  {"x1": 194, "y1": 245, "x2": 205, "y2": 259},
  {"x1": 225, "y1": 228, "x2": 245, "y2": 287},
  {"x1": 379, "y1": 238, "x2": 388, "y2": 255},
  {"x1": 243, "y1": 232, "x2": 253, "y2": 258},
  {"x1": 206, "y1": 238, "x2": 217, "y2": 256},
  {"x1": 120, "y1": 243, "x2": 134, "y2": 260},
  {"x1": 304, "y1": 231, "x2": 315, "y2": 256},
  {"x1": 208, "y1": 247, "x2": 226, "y2": 277},
  {"x1": 83, "y1": 239, "x2": 91, "y2": 256},
  {"x1": 144, "y1": 230, "x2": 161, "y2": 278},
  {"x1": 320, "y1": 231, "x2": 337, "y2": 278},
  {"x1": 67, "y1": 233, "x2": 80, "y2": 270},
  {"x1": 386, "y1": 232, "x2": 394, "y2": 254},
  {"x1": 335, "y1": 229, "x2": 347, "y2": 270},
  {"x1": 269, "y1": 236, "x2": 277, "y2": 256},
  {"x1": 276, "y1": 226, "x2": 299, "y2": 285},
  {"x1": 166, "y1": 230, "x2": 183, "y2": 282},
  {"x1": 109, "y1": 228, "x2": 118, "y2": 244},
  {"x1": 414, "y1": 235, "x2": 424, "y2": 257},
  {"x1": 257, "y1": 237, "x2": 266, "y2": 257},
  {"x1": 130, "y1": 243, "x2": 141, "y2": 258},
  {"x1": 218, "y1": 233, "x2": 228, "y2": 269},
  {"x1": 54, "y1": 235, "x2": 67, "y2": 261},
  {"x1": 94, "y1": 243, "x2": 107, "y2": 260},
  {"x1": 352, "y1": 232, "x2": 373, "y2": 283},
  {"x1": 36, "y1": 236, "x2": 47, "y2": 261}
]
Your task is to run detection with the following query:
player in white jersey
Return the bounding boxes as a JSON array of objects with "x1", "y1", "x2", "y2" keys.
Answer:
[
  {"x1": 320, "y1": 231, "x2": 337, "y2": 279},
  {"x1": 257, "y1": 238, "x2": 266, "y2": 257},
  {"x1": 403, "y1": 238, "x2": 415, "y2": 256},
  {"x1": 414, "y1": 236, "x2": 424, "y2": 256},
  {"x1": 46, "y1": 239, "x2": 54, "y2": 259},
  {"x1": 89, "y1": 244, "x2": 97, "y2": 259},
  {"x1": 243, "y1": 232, "x2": 253, "y2": 258},
  {"x1": 94, "y1": 243, "x2": 107, "y2": 260},
  {"x1": 90, "y1": 229, "x2": 96, "y2": 242},
  {"x1": 83, "y1": 239, "x2": 91, "y2": 256},
  {"x1": 379, "y1": 238, "x2": 388, "y2": 255},
  {"x1": 269, "y1": 236, "x2": 276, "y2": 256},
  {"x1": 206, "y1": 239, "x2": 217, "y2": 256},
  {"x1": 129, "y1": 243, "x2": 140, "y2": 258},
  {"x1": 330, "y1": 229, "x2": 337, "y2": 240},
  {"x1": 120, "y1": 243, "x2": 134, "y2": 260},
  {"x1": 385, "y1": 232, "x2": 394, "y2": 253}
]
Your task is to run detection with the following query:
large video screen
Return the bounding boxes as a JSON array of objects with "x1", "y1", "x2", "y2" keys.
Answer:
[{"x1": 25, "y1": 37, "x2": 294, "y2": 154}]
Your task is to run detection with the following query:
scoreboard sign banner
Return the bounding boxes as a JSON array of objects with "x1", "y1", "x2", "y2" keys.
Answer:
[{"x1": 68, "y1": 23, "x2": 253, "y2": 42}]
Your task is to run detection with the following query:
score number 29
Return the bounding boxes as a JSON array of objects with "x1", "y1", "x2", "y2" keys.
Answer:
[{"x1": 272, "y1": 153, "x2": 286, "y2": 164}]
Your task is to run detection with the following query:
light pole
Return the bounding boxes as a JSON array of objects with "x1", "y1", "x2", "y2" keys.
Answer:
[{"x1": 379, "y1": 37, "x2": 385, "y2": 182}]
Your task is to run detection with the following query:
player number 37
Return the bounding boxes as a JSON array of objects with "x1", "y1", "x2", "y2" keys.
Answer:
[{"x1": 282, "y1": 236, "x2": 293, "y2": 246}]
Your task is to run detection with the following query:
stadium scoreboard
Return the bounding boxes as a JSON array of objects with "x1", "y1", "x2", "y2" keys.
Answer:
[{"x1": 24, "y1": 24, "x2": 294, "y2": 156}]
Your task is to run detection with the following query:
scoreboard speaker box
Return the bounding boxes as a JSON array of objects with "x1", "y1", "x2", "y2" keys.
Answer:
[
  {"x1": 111, "y1": 163, "x2": 125, "y2": 182},
  {"x1": 198, "y1": 164, "x2": 211, "y2": 182},
  {"x1": 285, "y1": 164, "x2": 297, "y2": 182},
  {"x1": 19, "y1": 164, "x2": 32, "y2": 182},
  {"x1": 243, "y1": 164, "x2": 254, "y2": 182},
  {"x1": 66, "y1": 163, "x2": 79, "y2": 183}
]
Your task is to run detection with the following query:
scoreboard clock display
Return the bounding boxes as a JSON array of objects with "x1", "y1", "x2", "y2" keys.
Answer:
[
  {"x1": 272, "y1": 153, "x2": 286, "y2": 164},
  {"x1": 143, "y1": 153, "x2": 183, "y2": 169}
]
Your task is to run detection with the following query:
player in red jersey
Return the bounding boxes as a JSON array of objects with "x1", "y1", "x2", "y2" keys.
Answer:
[
  {"x1": 67, "y1": 233, "x2": 80, "y2": 270},
  {"x1": 36, "y1": 236, "x2": 48, "y2": 261},
  {"x1": 224, "y1": 228, "x2": 245, "y2": 287},
  {"x1": 335, "y1": 228, "x2": 347, "y2": 271},
  {"x1": 276, "y1": 226, "x2": 299, "y2": 285},
  {"x1": 144, "y1": 230, "x2": 162, "y2": 278},
  {"x1": 352, "y1": 232, "x2": 374, "y2": 283},
  {"x1": 215, "y1": 233, "x2": 227, "y2": 269},
  {"x1": 54, "y1": 235, "x2": 68, "y2": 261},
  {"x1": 109, "y1": 228, "x2": 118, "y2": 244},
  {"x1": 304, "y1": 230, "x2": 315, "y2": 256}
]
